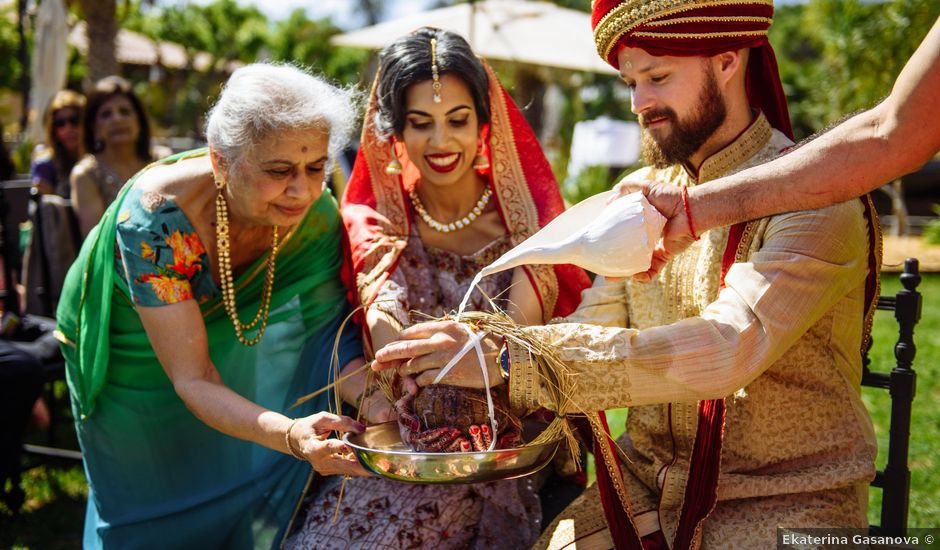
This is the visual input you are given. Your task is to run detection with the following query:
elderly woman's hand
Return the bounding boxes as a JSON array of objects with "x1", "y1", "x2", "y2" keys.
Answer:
[
  {"x1": 372, "y1": 321, "x2": 504, "y2": 389},
  {"x1": 289, "y1": 412, "x2": 370, "y2": 477}
]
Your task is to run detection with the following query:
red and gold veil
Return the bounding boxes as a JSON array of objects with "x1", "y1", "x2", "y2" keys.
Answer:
[{"x1": 342, "y1": 59, "x2": 591, "y2": 350}]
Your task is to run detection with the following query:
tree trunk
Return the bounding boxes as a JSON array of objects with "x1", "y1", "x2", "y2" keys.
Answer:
[
  {"x1": 514, "y1": 69, "x2": 546, "y2": 139},
  {"x1": 878, "y1": 179, "x2": 909, "y2": 237},
  {"x1": 356, "y1": 0, "x2": 384, "y2": 26},
  {"x1": 17, "y1": 0, "x2": 29, "y2": 131},
  {"x1": 80, "y1": 0, "x2": 119, "y2": 83}
]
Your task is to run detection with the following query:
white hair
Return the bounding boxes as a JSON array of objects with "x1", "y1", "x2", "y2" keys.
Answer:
[{"x1": 205, "y1": 63, "x2": 359, "y2": 170}]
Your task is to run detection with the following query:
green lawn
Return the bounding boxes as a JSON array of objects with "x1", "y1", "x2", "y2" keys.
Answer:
[
  {"x1": 1, "y1": 380, "x2": 86, "y2": 549},
  {"x1": 595, "y1": 272, "x2": 940, "y2": 528},
  {"x1": 2, "y1": 274, "x2": 937, "y2": 546}
]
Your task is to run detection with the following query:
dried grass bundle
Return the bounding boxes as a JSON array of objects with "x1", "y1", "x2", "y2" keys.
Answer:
[{"x1": 292, "y1": 303, "x2": 629, "y2": 473}]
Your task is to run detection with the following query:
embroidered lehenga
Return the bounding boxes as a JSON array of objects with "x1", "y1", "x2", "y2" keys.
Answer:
[{"x1": 284, "y1": 64, "x2": 590, "y2": 549}]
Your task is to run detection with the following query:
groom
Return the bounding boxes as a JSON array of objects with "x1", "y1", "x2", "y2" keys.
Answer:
[{"x1": 373, "y1": 1, "x2": 882, "y2": 548}]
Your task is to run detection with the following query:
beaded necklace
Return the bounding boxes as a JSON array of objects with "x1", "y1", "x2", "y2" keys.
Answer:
[{"x1": 409, "y1": 186, "x2": 492, "y2": 233}]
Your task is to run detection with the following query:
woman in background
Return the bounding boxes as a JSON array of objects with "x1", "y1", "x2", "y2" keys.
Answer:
[
  {"x1": 31, "y1": 90, "x2": 85, "y2": 198},
  {"x1": 71, "y1": 76, "x2": 157, "y2": 236},
  {"x1": 24, "y1": 91, "x2": 86, "y2": 315}
]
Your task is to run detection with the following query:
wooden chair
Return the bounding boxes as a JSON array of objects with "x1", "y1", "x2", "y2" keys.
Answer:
[{"x1": 861, "y1": 257, "x2": 922, "y2": 536}]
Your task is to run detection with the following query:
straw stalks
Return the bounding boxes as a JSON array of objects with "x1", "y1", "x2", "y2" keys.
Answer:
[{"x1": 292, "y1": 304, "x2": 631, "y2": 470}]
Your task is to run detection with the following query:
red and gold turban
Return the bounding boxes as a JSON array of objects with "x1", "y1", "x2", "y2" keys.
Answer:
[{"x1": 592, "y1": 0, "x2": 793, "y2": 139}]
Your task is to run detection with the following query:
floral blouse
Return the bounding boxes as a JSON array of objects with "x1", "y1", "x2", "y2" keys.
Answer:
[{"x1": 115, "y1": 187, "x2": 218, "y2": 307}]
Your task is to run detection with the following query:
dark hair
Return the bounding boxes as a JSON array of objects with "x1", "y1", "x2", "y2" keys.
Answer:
[
  {"x1": 375, "y1": 27, "x2": 489, "y2": 140},
  {"x1": 83, "y1": 76, "x2": 152, "y2": 161}
]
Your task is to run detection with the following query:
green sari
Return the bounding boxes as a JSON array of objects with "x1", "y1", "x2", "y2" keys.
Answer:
[{"x1": 56, "y1": 150, "x2": 360, "y2": 549}]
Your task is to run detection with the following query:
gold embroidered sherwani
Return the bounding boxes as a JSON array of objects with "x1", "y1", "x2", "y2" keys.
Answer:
[{"x1": 510, "y1": 114, "x2": 878, "y2": 549}]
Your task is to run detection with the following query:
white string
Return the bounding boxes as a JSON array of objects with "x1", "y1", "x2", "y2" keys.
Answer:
[
  {"x1": 432, "y1": 324, "x2": 499, "y2": 451},
  {"x1": 432, "y1": 329, "x2": 480, "y2": 383}
]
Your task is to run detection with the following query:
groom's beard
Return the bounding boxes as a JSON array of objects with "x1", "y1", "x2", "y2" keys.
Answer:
[{"x1": 639, "y1": 67, "x2": 727, "y2": 169}]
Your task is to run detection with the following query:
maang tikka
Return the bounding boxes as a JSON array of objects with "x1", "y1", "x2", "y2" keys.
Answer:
[{"x1": 430, "y1": 37, "x2": 442, "y2": 103}]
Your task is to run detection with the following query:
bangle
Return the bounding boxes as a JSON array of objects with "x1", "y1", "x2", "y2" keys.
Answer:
[
  {"x1": 680, "y1": 184, "x2": 700, "y2": 241},
  {"x1": 285, "y1": 418, "x2": 306, "y2": 461}
]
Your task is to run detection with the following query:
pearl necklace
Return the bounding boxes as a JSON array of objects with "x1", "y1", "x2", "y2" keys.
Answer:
[
  {"x1": 215, "y1": 186, "x2": 279, "y2": 346},
  {"x1": 409, "y1": 186, "x2": 492, "y2": 233}
]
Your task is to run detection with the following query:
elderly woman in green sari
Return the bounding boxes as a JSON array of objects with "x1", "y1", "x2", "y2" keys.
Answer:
[{"x1": 55, "y1": 63, "x2": 369, "y2": 549}]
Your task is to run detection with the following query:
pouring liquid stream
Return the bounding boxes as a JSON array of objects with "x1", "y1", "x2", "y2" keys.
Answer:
[{"x1": 454, "y1": 191, "x2": 665, "y2": 322}]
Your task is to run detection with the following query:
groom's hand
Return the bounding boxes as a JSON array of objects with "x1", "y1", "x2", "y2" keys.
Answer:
[{"x1": 373, "y1": 320, "x2": 504, "y2": 388}]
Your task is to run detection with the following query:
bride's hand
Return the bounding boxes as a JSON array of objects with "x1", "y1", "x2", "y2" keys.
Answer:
[{"x1": 358, "y1": 388, "x2": 397, "y2": 424}]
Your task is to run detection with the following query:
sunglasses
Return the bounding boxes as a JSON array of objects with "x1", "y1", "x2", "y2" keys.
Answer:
[{"x1": 53, "y1": 114, "x2": 81, "y2": 129}]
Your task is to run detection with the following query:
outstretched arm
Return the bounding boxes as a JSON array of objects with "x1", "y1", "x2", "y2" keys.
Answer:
[
  {"x1": 377, "y1": 201, "x2": 869, "y2": 413},
  {"x1": 139, "y1": 302, "x2": 368, "y2": 477},
  {"x1": 693, "y1": 15, "x2": 940, "y2": 230},
  {"x1": 618, "y1": 16, "x2": 940, "y2": 278}
]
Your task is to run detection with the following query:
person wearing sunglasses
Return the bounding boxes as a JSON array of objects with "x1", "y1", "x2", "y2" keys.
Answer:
[{"x1": 30, "y1": 90, "x2": 86, "y2": 198}]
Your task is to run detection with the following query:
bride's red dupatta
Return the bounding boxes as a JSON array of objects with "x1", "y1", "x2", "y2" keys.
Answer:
[{"x1": 342, "y1": 62, "x2": 590, "y2": 339}]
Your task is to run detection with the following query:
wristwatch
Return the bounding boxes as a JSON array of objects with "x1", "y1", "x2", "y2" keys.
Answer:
[{"x1": 498, "y1": 342, "x2": 511, "y2": 382}]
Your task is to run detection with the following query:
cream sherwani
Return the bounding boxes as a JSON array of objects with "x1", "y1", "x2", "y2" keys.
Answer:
[{"x1": 512, "y1": 114, "x2": 878, "y2": 549}]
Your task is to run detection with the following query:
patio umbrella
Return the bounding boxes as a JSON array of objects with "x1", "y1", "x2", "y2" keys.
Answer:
[
  {"x1": 332, "y1": 0, "x2": 616, "y2": 75},
  {"x1": 28, "y1": 0, "x2": 70, "y2": 143}
]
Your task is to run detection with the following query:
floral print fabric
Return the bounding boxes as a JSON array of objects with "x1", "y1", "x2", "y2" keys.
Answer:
[{"x1": 115, "y1": 187, "x2": 217, "y2": 306}]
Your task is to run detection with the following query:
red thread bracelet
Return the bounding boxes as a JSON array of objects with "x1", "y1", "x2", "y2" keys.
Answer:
[{"x1": 680, "y1": 185, "x2": 700, "y2": 241}]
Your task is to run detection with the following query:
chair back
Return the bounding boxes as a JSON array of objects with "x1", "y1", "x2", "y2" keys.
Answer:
[
  {"x1": 0, "y1": 179, "x2": 32, "y2": 314},
  {"x1": 861, "y1": 257, "x2": 922, "y2": 536}
]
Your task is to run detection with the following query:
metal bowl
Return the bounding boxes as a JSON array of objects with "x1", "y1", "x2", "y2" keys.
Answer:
[{"x1": 343, "y1": 421, "x2": 561, "y2": 484}]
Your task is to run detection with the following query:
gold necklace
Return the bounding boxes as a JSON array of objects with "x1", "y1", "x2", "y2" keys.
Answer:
[
  {"x1": 409, "y1": 186, "x2": 492, "y2": 233},
  {"x1": 215, "y1": 184, "x2": 279, "y2": 346}
]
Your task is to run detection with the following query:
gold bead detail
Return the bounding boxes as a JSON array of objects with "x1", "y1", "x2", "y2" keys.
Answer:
[{"x1": 215, "y1": 186, "x2": 279, "y2": 346}]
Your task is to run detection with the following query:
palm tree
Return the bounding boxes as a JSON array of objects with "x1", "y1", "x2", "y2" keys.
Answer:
[{"x1": 78, "y1": 0, "x2": 118, "y2": 82}]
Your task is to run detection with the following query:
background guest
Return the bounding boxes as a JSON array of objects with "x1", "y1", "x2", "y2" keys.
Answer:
[
  {"x1": 71, "y1": 76, "x2": 156, "y2": 236},
  {"x1": 31, "y1": 90, "x2": 85, "y2": 198},
  {"x1": 0, "y1": 340, "x2": 44, "y2": 514}
]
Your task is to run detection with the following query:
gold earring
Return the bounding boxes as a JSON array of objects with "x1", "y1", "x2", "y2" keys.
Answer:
[
  {"x1": 385, "y1": 158, "x2": 402, "y2": 175},
  {"x1": 473, "y1": 142, "x2": 490, "y2": 172},
  {"x1": 385, "y1": 142, "x2": 402, "y2": 175}
]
